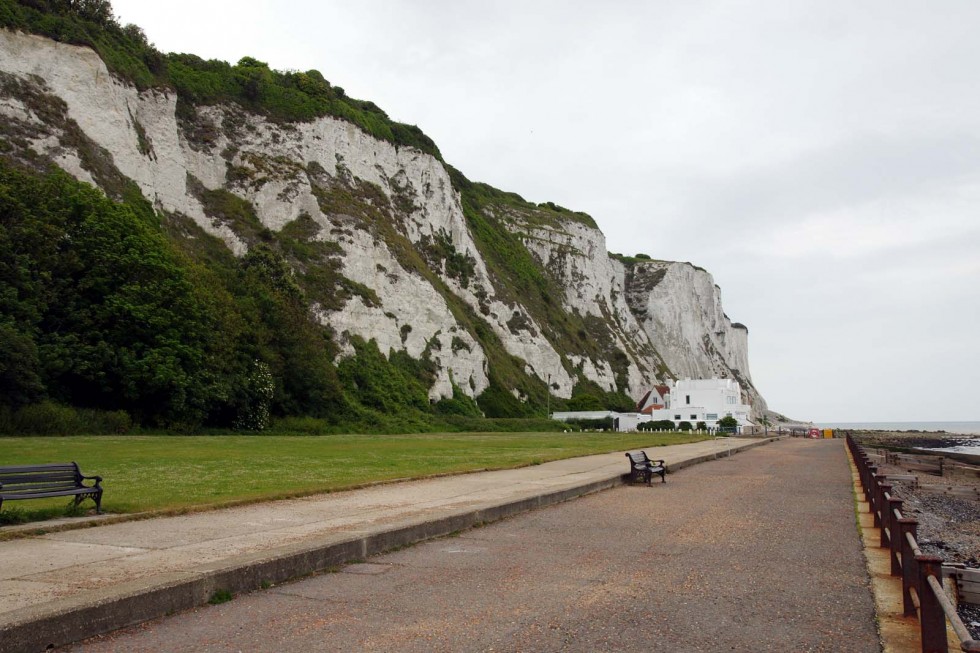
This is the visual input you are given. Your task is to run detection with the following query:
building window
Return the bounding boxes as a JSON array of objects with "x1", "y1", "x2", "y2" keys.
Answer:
[
  {"x1": 674, "y1": 414, "x2": 681, "y2": 420},
  {"x1": 686, "y1": 395, "x2": 690, "y2": 405},
  {"x1": 706, "y1": 413, "x2": 718, "y2": 420},
  {"x1": 690, "y1": 414, "x2": 697, "y2": 420}
]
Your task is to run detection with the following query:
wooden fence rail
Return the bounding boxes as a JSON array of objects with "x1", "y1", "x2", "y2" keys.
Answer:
[{"x1": 847, "y1": 435, "x2": 980, "y2": 653}]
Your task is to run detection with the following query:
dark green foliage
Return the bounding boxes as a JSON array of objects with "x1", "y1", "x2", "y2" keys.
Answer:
[
  {"x1": 418, "y1": 230, "x2": 476, "y2": 288},
  {"x1": 0, "y1": 0, "x2": 440, "y2": 157},
  {"x1": 678, "y1": 421, "x2": 693, "y2": 431},
  {"x1": 0, "y1": 161, "x2": 352, "y2": 430},
  {"x1": 433, "y1": 382, "x2": 483, "y2": 418},
  {"x1": 563, "y1": 417, "x2": 614, "y2": 431},
  {"x1": 610, "y1": 252, "x2": 666, "y2": 266},
  {"x1": 696, "y1": 421, "x2": 708, "y2": 431},
  {"x1": 337, "y1": 337, "x2": 430, "y2": 414},
  {"x1": 565, "y1": 394, "x2": 604, "y2": 411},
  {"x1": 638, "y1": 420, "x2": 677, "y2": 432},
  {"x1": 0, "y1": 0, "x2": 166, "y2": 89},
  {"x1": 165, "y1": 54, "x2": 438, "y2": 155},
  {"x1": 0, "y1": 163, "x2": 219, "y2": 424},
  {"x1": 476, "y1": 381, "x2": 536, "y2": 419},
  {"x1": 0, "y1": 401, "x2": 131, "y2": 435},
  {"x1": 718, "y1": 415, "x2": 738, "y2": 429}
]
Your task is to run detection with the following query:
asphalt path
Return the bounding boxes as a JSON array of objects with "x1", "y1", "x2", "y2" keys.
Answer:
[{"x1": 65, "y1": 439, "x2": 879, "y2": 652}]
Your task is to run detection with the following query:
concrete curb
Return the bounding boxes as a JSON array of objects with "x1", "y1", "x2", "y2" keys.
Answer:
[{"x1": 0, "y1": 437, "x2": 780, "y2": 653}]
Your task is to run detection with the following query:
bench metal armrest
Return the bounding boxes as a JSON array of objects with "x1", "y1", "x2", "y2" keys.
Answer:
[{"x1": 81, "y1": 474, "x2": 103, "y2": 487}]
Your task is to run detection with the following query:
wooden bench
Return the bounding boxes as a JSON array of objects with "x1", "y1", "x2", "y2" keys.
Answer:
[
  {"x1": 0, "y1": 462, "x2": 103, "y2": 514},
  {"x1": 625, "y1": 451, "x2": 666, "y2": 485}
]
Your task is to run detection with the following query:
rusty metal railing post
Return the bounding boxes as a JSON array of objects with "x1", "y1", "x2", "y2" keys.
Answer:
[
  {"x1": 869, "y1": 470, "x2": 882, "y2": 510},
  {"x1": 865, "y1": 463, "x2": 877, "y2": 500},
  {"x1": 884, "y1": 496, "x2": 902, "y2": 556},
  {"x1": 874, "y1": 481, "x2": 891, "y2": 528},
  {"x1": 861, "y1": 458, "x2": 873, "y2": 494},
  {"x1": 917, "y1": 554, "x2": 947, "y2": 653},
  {"x1": 899, "y1": 518, "x2": 918, "y2": 617}
]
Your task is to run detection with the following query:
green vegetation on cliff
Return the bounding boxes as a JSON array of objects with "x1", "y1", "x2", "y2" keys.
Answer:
[
  {"x1": 0, "y1": 0, "x2": 439, "y2": 156},
  {"x1": 0, "y1": 1, "x2": 656, "y2": 433}
]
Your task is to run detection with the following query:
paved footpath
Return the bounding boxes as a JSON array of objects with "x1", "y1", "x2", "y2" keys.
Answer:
[
  {"x1": 0, "y1": 436, "x2": 874, "y2": 652},
  {"x1": 59, "y1": 438, "x2": 879, "y2": 652}
]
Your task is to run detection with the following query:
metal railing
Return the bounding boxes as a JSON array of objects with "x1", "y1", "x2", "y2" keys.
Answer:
[{"x1": 847, "y1": 435, "x2": 980, "y2": 653}]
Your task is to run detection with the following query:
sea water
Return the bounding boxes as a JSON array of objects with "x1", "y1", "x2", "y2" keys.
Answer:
[
  {"x1": 818, "y1": 421, "x2": 980, "y2": 454},
  {"x1": 817, "y1": 421, "x2": 980, "y2": 436}
]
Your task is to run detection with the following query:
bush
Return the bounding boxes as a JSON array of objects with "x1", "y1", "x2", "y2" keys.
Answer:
[
  {"x1": 566, "y1": 394, "x2": 604, "y2": 411},
  {"x1": 433, "y1": 383, "x2": 483, "y2": 417},
  {"x1": 564, "y1": 417, "x2": 614, "y2": 431},
  {"x1": 696, "y1": 421, "x2": 707, "y2": 431},
  {"x1": 0, "y1": 401, "x2": 132, "y2": 435},
  {"x1": 678, "y1": 421, "x2": 693, "y2": 431},
  {"x1": 638, "y1": 420, "x2": 676, "y2": 432}
]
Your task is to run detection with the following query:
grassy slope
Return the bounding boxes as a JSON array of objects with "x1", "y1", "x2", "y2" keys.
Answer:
[{"x1": 0, "y1": 432, "x2": 705, "y2": 520}]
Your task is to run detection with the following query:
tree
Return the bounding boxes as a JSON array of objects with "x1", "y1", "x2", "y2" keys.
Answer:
[{"x1": 717, "y1": 415, "x2": 738, "y2": 435}]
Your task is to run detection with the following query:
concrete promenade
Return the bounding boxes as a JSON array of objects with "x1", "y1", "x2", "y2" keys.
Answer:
[
  {"x1": 1, "y1": 437, "x2": 775, "y2": 652},
  {"x1": 65, "y1": 437, "x2": 879, "y2": 652}
]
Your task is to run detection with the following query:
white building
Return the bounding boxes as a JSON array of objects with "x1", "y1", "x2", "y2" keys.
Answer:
[
  {"x1": 637, "y1": 378, "x2": 753, "y2": 429},
  {"x1": 549, "y1": 411, "x2": 645, "y2": 432},
  {"x1": 550, "y1": 378, "x2": 753, "y2": 433}
]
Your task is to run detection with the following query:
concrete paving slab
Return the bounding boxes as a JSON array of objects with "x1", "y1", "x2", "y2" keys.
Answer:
[{"x1": 0, "y1": 436, "x2": 777, "y2": 652}]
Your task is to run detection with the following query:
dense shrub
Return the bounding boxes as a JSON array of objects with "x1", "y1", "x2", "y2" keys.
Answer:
[
  {"x1": 0, "y1": 401, "x2": 131, "y2": 435},
  {"x1": 565, "y1": 394, "x2": 605, "y2": 411},
  {"x1": 563, "y1": 417, "x2": 614, "y2": 431},
  {"x1": 638, "y1": 420, "x2": 677, "y2": 432},
  {"x1": 678, "y1": 421, "x2": 693, "y2": 431},
  {"x1": 434, "y1": 383, "x2": 483, "y2": 417}
]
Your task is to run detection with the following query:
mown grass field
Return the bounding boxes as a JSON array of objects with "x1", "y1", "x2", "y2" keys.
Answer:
[{"x1": 0, "y1": 432, "x2": 706, "y2": 523}]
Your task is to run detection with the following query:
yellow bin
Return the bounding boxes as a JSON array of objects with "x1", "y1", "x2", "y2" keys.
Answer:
[{"x1": 823, "y1": 429, "x2": 834, "y2": 438}]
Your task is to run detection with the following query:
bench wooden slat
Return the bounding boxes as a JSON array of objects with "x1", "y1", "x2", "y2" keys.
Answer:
[
  {"x1": 0, "y1": 462, "x2": 103, "y2": 514},
  {"x1": 0, "y1": 473, "x2": 79, "y2": 484},
  {"x1": 2, "y1": 488, "x2": 100, "y2": 500},
  {"x1": 0, "y1": 463, "x2": 79, "y2": 472}
]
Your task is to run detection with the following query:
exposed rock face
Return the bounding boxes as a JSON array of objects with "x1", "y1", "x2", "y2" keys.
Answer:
[
  {"x1": 625, "y1": 261, "x2": 767, "y2": 414},
  {"x1": 0, "y1": 29, "x2": 767, "y2": 413}
]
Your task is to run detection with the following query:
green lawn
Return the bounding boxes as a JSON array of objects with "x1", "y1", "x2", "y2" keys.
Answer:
[{"x1": 0, "y1": 432, "x2": 705, "y2": 523}]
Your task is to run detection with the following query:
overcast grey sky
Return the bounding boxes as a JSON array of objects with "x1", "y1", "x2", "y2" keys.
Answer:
[{"x1": 110, "y1": 0, "x2": 980, "y2": 422}]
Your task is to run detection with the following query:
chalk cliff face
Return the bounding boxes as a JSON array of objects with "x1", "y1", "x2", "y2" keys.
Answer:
[
  {"x1": 624, "y1": 261, "x2": 767, "y2": 413},
  {"x1": 0, "y1": 29, "x2": 766, "y2": 414}
]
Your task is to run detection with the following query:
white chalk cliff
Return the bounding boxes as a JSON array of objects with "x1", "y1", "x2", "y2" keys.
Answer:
[{"x1": 0, "y1": 29, "x2": 767, "y2": 415}]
